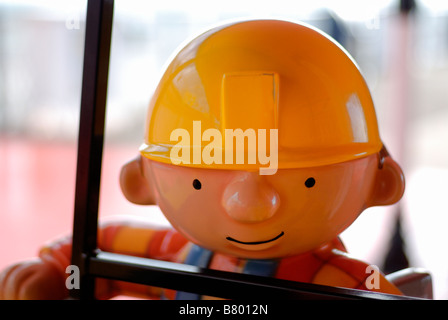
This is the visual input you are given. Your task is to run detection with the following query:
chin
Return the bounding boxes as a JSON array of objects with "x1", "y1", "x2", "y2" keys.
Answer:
[{"x1": 217, "y1": 243, "x2": 290, "y2": 260}]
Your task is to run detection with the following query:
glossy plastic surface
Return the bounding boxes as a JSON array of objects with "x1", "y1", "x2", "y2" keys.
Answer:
[
  {"x1": 122, "y1": 153, "x2": 404, "y2": 260},
  {"x1": 140, "y1": 19, "x2": 382, "y2": 169},
  {"x1": 0, "y1": 18, "x2": 408, "y2": 300},
  {"x1": 123, "y1": 19, "x2": 405, "y2": 295}
]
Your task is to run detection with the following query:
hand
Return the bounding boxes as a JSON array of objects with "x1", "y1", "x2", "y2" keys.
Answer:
[{"x1": 0, "y1": 259, "x2": 68, "y2": 300}]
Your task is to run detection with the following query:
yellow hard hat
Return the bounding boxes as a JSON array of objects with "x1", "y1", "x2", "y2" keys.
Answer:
[{"x1": 140, "y1": 19, "x2": 382, "y2": 169}]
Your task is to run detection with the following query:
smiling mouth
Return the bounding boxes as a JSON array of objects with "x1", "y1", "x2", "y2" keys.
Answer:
[{"x1": 226, "y1": 231, "x2": 285, "y2": 245}]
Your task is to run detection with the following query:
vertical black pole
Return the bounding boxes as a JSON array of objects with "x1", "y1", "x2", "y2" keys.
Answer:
[
  {"x1": 382, "y1": 0, "x2": 416, "y2": 274},
  {"x1": 71, "y1": 0, "x2": 114, "y2": 300}
]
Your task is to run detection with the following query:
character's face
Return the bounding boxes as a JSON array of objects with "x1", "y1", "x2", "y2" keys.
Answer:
[{"x1": 121, "y1": 154, "x2": 403, "y2": 259}]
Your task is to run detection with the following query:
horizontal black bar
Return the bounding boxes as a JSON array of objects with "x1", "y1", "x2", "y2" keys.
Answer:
[{"x1": 88, "y1": 251, "x2": 419, "y2": 300}]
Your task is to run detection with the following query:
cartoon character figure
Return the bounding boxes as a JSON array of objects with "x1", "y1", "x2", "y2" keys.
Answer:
[{"x1": 0, "y1": 19, "x2": 405, "y2": 300}]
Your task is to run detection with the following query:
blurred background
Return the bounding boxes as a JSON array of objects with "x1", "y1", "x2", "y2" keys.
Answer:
[{"x1": 0, "y1": 0, "x2": 447, "y2": 299}]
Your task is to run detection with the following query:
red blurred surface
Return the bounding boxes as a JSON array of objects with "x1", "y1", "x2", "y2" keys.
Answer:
[{"x1": 0, "y1": 136, "x2": 162, "y2": 271}]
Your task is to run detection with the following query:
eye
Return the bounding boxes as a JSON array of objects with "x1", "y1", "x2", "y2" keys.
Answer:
[
  {"x1": 192, "y1": 179, "x2": 202, "y2": 190},
  {"x1": 305, "y1": 177, "x2": 315, "y2": 188}
]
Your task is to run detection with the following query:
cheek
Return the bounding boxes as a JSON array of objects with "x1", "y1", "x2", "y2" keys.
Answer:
[
  {"x1": 152, "y1": 177, "x2": 194, "y2": 223},
  {"x1": 277, "y1": 166, "x2": 370, "y2": 251},
  {"x1": 150, "y1": 167, "x2": 231, "y2": 246},
  {"x1": 277, "y1": 168, "x2": 352, "y2": 221}
]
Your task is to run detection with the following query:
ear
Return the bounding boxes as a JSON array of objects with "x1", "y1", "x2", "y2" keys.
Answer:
[
  {"x1": 368, "y1": 155, "x2": 405, "y2": 207},
  {"x1": 120, "y1": 155, "x2": 156, "y2": 205}
]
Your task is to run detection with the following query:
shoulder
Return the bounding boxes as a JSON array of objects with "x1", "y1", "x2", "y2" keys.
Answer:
[
  {"x1": 312, "y1": 246, "x2": 402, "y2": 295},
  {"x1": 312, "y1": 248, "x2": 371, "y2": 288}
]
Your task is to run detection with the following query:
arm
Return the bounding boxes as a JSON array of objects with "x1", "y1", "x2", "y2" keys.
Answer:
[
  {"x1": 0, "y1": 220, "x2": 188, "y2": 300},
  {"x1": 96, "y1": 220, "x2": 189, "y2": 299}
]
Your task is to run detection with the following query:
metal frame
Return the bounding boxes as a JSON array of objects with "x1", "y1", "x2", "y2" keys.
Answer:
[{"x1": 70, "y1": 0, "x2": 417, "y2": 300}]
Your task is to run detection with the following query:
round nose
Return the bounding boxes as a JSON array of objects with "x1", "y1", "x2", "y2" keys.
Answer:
[{"x1": 221, "y1": 172, "x2": 280, "y2": 223}]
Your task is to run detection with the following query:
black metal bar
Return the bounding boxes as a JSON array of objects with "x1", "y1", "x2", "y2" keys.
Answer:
[
  {"x1": 71, "y1": 0, "x2": 114, "y2": 300},
  {"x1": 90, "y1": 251, "x2": 420, "y2": 300},
  {"x1": 400, "y1": 0, "x2": 416, "y2": 14},
  {"x1": 70, "y1": 0, "x2": 421, "y2": 301}
]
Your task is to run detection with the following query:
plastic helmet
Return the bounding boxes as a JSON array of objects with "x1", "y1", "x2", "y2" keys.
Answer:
[{"x1": 140, "y1": 19, "x2": 382, "y2": 170}]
